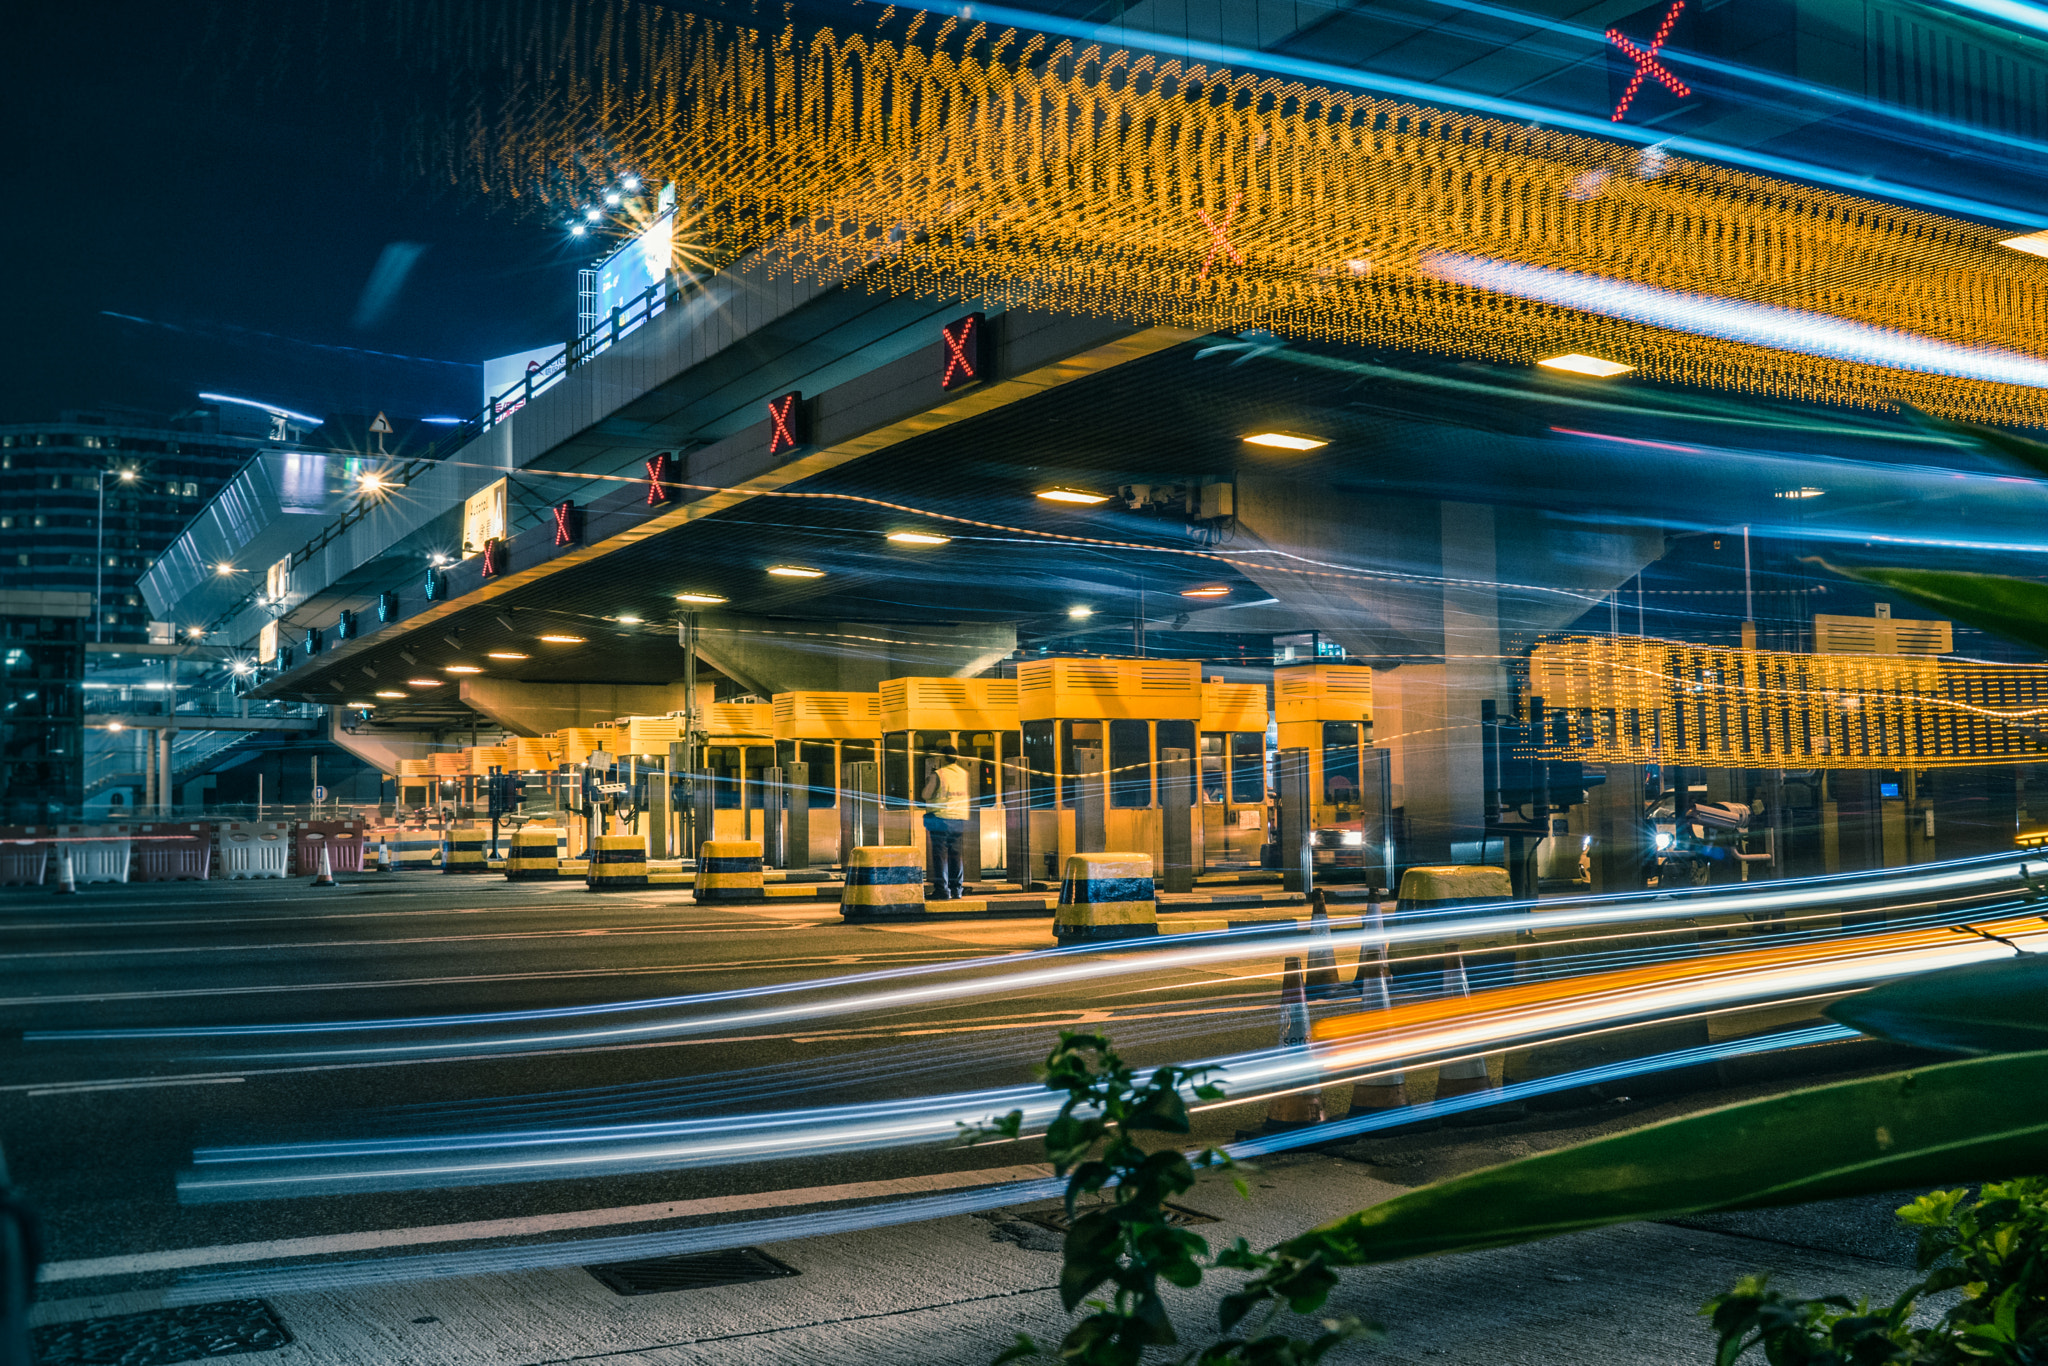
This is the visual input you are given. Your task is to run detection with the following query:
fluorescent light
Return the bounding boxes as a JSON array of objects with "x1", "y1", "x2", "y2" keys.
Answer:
[
  {"x1": 2000, "y1": 231, "x2": 2048, "y2": 259},
  {"x1": 444, "y1": 665, "x2": 484, "y2": 674},
  {"x1": 197, "y1": 392, "x2": 323, "y2": 426},
  {"x1": 406, "y1": 678, "x2": 441, "y2": 687},
  {"x1": 1037, "y1": 488, "x2": 1110, "y2": 505},
  {"x1": 375, "y1": 690, "x2": 406, "y2": 698},
  {"x1": 486, "y1": 651, "x2": 529, "y2": 660},
  {"x1": 1068, "y1": 605, "x2": 1094, "y2": 618},
  {"x1": 1537, "y1": 353, "x2": 1636, "y2": 378},
  {"x1": 768, "y1": 565, "x2": 825, "y2": 578},
  {"x1": 538, "y1": 634, "x2": 585, "y2": 644},
  {"x1": 1242, "y1": 432, "x2": 1327, "y2": 451},
  {"x1": 1776, "y1": 487, "x2": 1826, "y2": 499},
  {"x1": 674, "y1": 592, "x2": 727, "y2": 604},
  {"x1": 345, "y1": 702, "x2": 375, "y2": 708},
  {"x1": 1180, "y1": 586, "x2": 1230, "y2": 598},
  {"x1": 106, "y1": 721, "x2": 124, "y2": 732},
  {"x1": 615, "y1": 615, "x2": 644, "y2": 625},
  {"x1": 887, "y1": 531, "x2": 952, "y2": 545}
]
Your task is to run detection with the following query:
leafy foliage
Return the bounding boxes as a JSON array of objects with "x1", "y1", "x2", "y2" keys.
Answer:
[
  {"x1": 1816, "y1": 563, "x2": 2048, "y2": 659},
  {"x1": 962, "y1": 1031, "x2": 1372, "y2": 1365},
  {"x1": 1703, "y1": 1178, "x2": 2048, "y2": 1364},
  {"x1": 1827, "y1": 953, "x2": 2048, "y2": 1056}
]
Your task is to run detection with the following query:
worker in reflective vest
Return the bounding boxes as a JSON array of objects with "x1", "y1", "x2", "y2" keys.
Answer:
[{"x1": 921, "y1": 743, "x2": 971, "y2": 900}]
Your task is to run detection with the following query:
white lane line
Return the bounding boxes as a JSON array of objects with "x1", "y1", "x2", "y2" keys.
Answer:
[
  {"x1": 0, "y1": 922, "x2": 821, "y2": 962},
  {"x1": 35, "y1": 1162, "x2": 1053, "y2": 1282},
  {"x1": 0, "y1": 948, "x2": 1004, "y2": 1008},
  {"x1": 28, "y1": 1077, "x2": 246, "y2": 1097}
]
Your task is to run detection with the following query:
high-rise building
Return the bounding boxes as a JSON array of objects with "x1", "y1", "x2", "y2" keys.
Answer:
[{"x1": 0, "y1": 590, "x2": 88, "y2": 823}]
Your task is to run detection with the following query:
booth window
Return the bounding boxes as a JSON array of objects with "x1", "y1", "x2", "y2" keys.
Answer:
[
  {"x1": 1157, "y1": 720, "x2": 1196, "y2": 806},
  {"x1": 1199, "y1": 733, "x2": 1226, "y2": 804},
  {"x1": 966, "y1": 731, "x2": 1000, "y2": 808},
  {"x1": 799, "y1": 740, "x2": 837, "y2": 808},
  {"x1": 1322, "y1": 721, "x2": 1362, "y2": 806},
  {"x1": 705, "y1": 744, "x2": 743, "y2": 809},
  {"x1": 1109, "y1": 719, "x2": 1151, "y2": 808},
  {"x1": 1023, "y1": 722, "x2": 1056, "y2": 809},
  {"x1": 1062, "y1": 721, "x2": 1104, "y2": 807},
  {"x1": 1230, "y1": 732, "x2": 1264, "y2": 805},
  {"x1": 883, "y1": 732, "x2": 910, "y2": 805}
]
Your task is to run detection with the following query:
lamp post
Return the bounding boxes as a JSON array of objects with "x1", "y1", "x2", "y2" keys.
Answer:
[{"x1": 95, "y1": 467, "x2": 137, "y2": 644}]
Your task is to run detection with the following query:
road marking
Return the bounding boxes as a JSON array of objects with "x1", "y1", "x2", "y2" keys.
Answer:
[
  {"x1": 27, "y1": 1077, "x2": 246, "y2": 1098},
  {"x1": 0, "y1": 922, "x2": 821, "y2": 962},
  {"x1": 35, "y1": 1162, "x2": 1053, "y2": 1282}
]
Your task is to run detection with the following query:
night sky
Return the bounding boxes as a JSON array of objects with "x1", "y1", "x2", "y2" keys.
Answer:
[{"x1": 0, "y1": 4, "x2": 594, "y2": 427}]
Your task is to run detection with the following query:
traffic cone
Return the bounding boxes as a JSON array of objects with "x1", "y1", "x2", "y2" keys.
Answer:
[
  {"x1": 377, "y1": 839, "x2": 393, "y2": 872},
  {"x1": 311, "y1": 843, "x2": 336, "y2": 887},
  {"x1": 53, "y1": 847, "x2": 77, "y2": 895},
  {"x1": 1260, "y1": 956, "x2": 1326, "y2": 1132},
  {"x1": 1304, "y1": 889, "x2": 1341, "y2": 1000},
  {"x1": 1344, "y1": 895, "x2": 1409, "y2": 1114},
  {"x1": 1433, "y1": 947, "x2": 1493, "y2": 1100}
]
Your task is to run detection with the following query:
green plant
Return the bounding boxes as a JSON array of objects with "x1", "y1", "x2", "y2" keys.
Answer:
[
  {"x1": 962, "y1": 1031, "x2": 1371, "y2": 1365},
  {"x1": 1703, "y1": 1178, "x2": 2048, "y2": 1364}
]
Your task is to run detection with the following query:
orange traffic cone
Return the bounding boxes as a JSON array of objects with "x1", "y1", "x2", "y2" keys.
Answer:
[
  {"x1": 53, "y1": 847, "x2": 77, "y2": 895},
  {"x1": 311, "y1": 843, "x2": 336, "y2": 887},
  {"x1": 1344, "y1": 897, "x2": 1409, "y2": 1114},
  {"x1": 1433, "y1": 946, "x2": 1493, "y2": 1100},
  {"x1": 1304, "y1": 889, "x2": 1342, "y2": 1000},
  {"x1": 1261, "y1": 956, "x2": 1326, "y2": 1131}
]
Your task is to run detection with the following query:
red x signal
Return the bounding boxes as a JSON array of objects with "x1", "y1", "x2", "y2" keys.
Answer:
[
  {"x1": 767, "y1": 392, "x2": 806, "y2": 456},
  {"x1": 552, "y1": 501, "x2": 579, "y2": 547},
  {"x1": 1608, "y1": 0, "x2": 1691, "y2": 122},
  {"x1": 940, "y1": 313, "x2": 987, "y2": 390},
  {"x1": 645, "y1": 453, "x2": 673, "y2": 506},
  {"x1": 481, "y1": 537, "x2": 504, "y2": 578}
]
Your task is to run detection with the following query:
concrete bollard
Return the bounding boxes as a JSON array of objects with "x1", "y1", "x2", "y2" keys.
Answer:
[
  {"x1": 505, "y1": 828, "x2": 562, "y2": 881},
  {"x1": 586, "y1": 834, "x2": 649, "y2": 891},
  {"x1": 694, "y1": 841, "x2": 764, "y2": 903},
  {"x1": 1053, "y1": 853, "x2": 1158, "y2": 942},
  {"x1": 841, "y1": 846, "x2": 925, "y2": 919},
  {"x1": 442, "y1": 827, "x2": 491, "y2": 874}
]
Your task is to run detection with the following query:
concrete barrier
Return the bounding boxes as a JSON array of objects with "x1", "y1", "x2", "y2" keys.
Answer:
[
  {"x1": 695, "y1": 841, "x2": 764, "y2": 903},
  {"x1": 586, "y1": 834, "x2": 649, "y2": 891},
  {"x1": 841, "y1": 846, "x2": 925, "y2": 918},
  {"x1": 442, "y1": 827, "x2": 491, "y2": 874},
  {"x1": 505, "y1": 828, "x2": 562, "y2": 880},
  {"x1": 1054, "y1": 852, "x2": 1158, "y2": 942}
]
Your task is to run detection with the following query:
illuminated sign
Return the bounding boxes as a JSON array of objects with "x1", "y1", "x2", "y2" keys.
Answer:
[
  {"x1": 265, "y1": 555, "x2": 292, "y2": 605},
  {"x1": 461, "y1": 478, "x2": 507, "y2": 558},
  {"x1": 377, "y1": 590, "x2": 399, "y2": 623},
  {"x1": 304, "y1": 627, "x2": 323, "y2": 655},
  {"x1": 940, "y1": 313, "x2": 988, "y2": 390},
  {"x1": 645, "y1": 453, "x2": 673, "y2": 506},
  {"x1": 258, "y1": 619, "x2": 280, "y2": 664},
  {"x1": 1607, "y1": 0, "x2": 1692, "y2": 122},
  {"x1": 767, "y1": 392, "x2": 806, "y2": 456},
  {"x1": 483, "y1": 344, "x2": 565, "y2": 421},
  {"x1": 592, "y1": 183, "x2": 679, "y2": 347},
  {"x1": 552, "y1": 501, "x2": 582, "y2": 547},
  {"x1": 481, "y1": 538, "x2": 505, "y2": 578},
  {"x1": 425, "y1": 567, "x2": 447, "y2": 601},
  {"x1": 335, "y1": 609, "x2": 356, "y2": 640}
]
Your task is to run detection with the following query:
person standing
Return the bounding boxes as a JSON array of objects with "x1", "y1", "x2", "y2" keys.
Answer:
[{"x1": 921, "y1": 743, "x2": 971, "y2": 899}]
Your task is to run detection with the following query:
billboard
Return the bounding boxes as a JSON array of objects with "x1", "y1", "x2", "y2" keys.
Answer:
[
  {"x1": 592, "y1": 184, "x2": 678, "y2": 345},
  {"x1": 483, "y1": 344, "x2": 565, "y2": 422},
  {"x1": 462, "y1": 479, "x2": 507, "y2": 559}
]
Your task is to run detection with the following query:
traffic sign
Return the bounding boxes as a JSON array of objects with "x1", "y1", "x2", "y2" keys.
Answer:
[{"x1": 311, "y1": 785, "x2": 328, "y2": 801}]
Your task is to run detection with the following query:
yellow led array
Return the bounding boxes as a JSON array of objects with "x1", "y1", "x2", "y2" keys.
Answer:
[
  {"x1": 1526, "y1": 635, "x2": 2048, "y2": 770},
  {"x1": 357, "y1": 3, "x2": 2048, "y2": 424}
]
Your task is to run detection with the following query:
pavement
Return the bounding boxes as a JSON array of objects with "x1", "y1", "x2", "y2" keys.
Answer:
[{"x1": 2, "y1": 871, "x2": 1940, "y2": 1365}]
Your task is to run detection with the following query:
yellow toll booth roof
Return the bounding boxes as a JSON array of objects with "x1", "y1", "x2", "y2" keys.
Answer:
[
  {"x1": 879, "y1": 676, "x2": 1020, "y2": 733},
  {"x1": 1274, "y1": 664, "x2": 1373, "y2": 725},
  {"x1": 1016, "y1": 659, "x2": 1200, "y2": 722},
  {"x1": 1200, "y1": 680, "x2": 1270, "y2": 733},
  {"x1": 773, "y1": 691, "x2": 884, "y2": 740}
]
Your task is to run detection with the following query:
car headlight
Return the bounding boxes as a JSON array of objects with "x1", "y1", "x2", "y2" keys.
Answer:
[{"x1": 1654, "y1": 831, "x2": 1674, "y2": 850}]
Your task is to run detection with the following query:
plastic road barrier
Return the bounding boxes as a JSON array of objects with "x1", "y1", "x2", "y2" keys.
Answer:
[
  {"x1": 840, "y1": 845, "x2": 925, "y2": 918},
  {"x1": 56, "y1": 825, "x2": 131, "y2": 885},
  {"x1": 586, "y1": 835, "x2": 649, "y2": 891},
  {"x1": 694, "y1": 841, "x2": 764, "y2": 903},
  {"x1": 216, "y1": 822, "x2": 292, "y2": 880},
  {"x1": 505, "y1": 829, "x2": 562, "y2": 880},
  {"x1": 293, "y1": 820, "x2": 364, "y2": 875},
  {"x1": 442, "y1": 828, "x2": 491, "y2": 873},
  {"x1": 1054, "y1": 852, "x2": 1158, "y2": 942},
  {"x1": 132, "y1": 823, "x2": 211, "y2": 882},
  {"x1": 0, "y1": 829, "x2": 48, "y2": 887}
]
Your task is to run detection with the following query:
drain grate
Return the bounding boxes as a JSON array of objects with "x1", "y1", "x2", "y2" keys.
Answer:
[
  {"x1": 1007, "y1": 1202, "x2": 1218, "y2": 1235},
  {"x1": 32, "y1": 1298, "x2": 292, "y2": 1366},
  {"x1": 587, "y1": 1246, "x2": 801, "y2": 1296}
]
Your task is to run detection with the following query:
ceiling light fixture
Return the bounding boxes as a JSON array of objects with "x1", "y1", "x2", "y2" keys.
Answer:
[
  {"x1": 674, "y1": 592, "x2": 727, "y2": 605},
  {"x1": 1068, "y1": 605, "x2": 1094, "y2": 618},
  {"x1": 615, "y1": 615, "x2": 644, "y2": 625},
  {"x1": 767, "y1": 565, "x2": 825, "y2": 578},
  {"x1": 1242, "y1": 432, "x2": 1327, "y2": 451},
  {"x1": 214, "y1": 562, "x2": 235, "y2": 576},
  {"x1": 486, "y1": 651, "x2": 529, "y2": 660},
  {"x1": 1776, "y1": 487, "x2": 1827, "y2": 499},
  {"x1": 1036, "y1": 487, "x2": 1110, "y2": 505},
  {"x1": 1180, "y1": 586, "x2": 1230, "y2": 598},
  {"x1": 375, "y1": 690, "x2": 406, "y2": 698},
  {"x1": 1538, "y1": 353, "x2": 1635, "y2": 377},
  {"x1": 345, "y1": 701, "x2": 376, "y2": 708},
  {"x1": 406, "y1": 678, "x2": 441, "y2": 687},
  {"x1": 538, "y1": 634, "x2": 585, "y2": 644},
  {"x1": 887, "y1": 531, "x2": 952, "y2": 545},
  {"x1": 444, "y1": 665, "x2": 484, "y2": 674}
]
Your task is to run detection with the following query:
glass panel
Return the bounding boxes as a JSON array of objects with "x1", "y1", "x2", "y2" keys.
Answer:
[
  {"x1": 1321, "y1": 721, "x2": 1362, "y2": 808},
  {"x1": 883, "y1": 732, "x2": 910, "y2": 804},
  {"x1": 705, "y1": 744, "x2": 742, "y2": 809},
  {"x1": 1063, "y1": 720, "x2": 1103, "y2": 807},
  {"x1": 799, "y1": 740, "x2": 837, "y2": 808},
  {"x1": 966, "y1": 731, "x2": 998, "y2": 808},
  {"x1": 1199, "y1": 733, "x2": 1226, "y2": 804},
  {"x1": 1230, "y1": 732, "x2": 1265, "y2": 805},
  {"x1": 1157, "y1": 720, "x2": 1196, "y2": 806},
  {"x1": 1023, "y1": 721, "x2": 1056, "y2": 809},
  {"x1": 1109, "y1": 719, "x2": 1151, "y2": 808}
]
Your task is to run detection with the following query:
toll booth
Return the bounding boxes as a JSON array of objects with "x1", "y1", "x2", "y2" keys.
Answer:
[
  {"x1": 879, "y1": 676, "x2": 1021, "y2": 879},
  {"x1": 430, "y1": 750, "x2": 469, "y2": 816},
  {"x1": 504, "y1": 735, "x2": 565, "y2": 848},
  {"x1": 616, "y1": 714, "x2": 684, "y2": 857},
  {"x1": 699, "y1": 700, "x2": 777, "y2": 842},
  {"x1": 1274, "y1": 663, "x2": 1391, "y2": 885},
  {"x1": 1198, "y1": 679, "x2": 1271, "y2": 868},
  {"x1": 773, "y1": 691, "x2": 882, "y2": 866},
  {"x1": 396, "y1": 759, "x2": 435, "y2": 812},
  {"x1": 1017, "y1": 659, "x2": 1200, "y2": 882}
]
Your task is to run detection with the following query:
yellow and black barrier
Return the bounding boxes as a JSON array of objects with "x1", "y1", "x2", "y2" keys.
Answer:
[
  {"x1": 586, "y1": 834, "x2": 649, "y2": 891},
  {"x1": 442, "y1": 827, "x2": 491, "y2": 874},
  {"x1": 389, "y1": 835, "x2": 440, "y2": 869},
  {"x1": 695, "y1": 841, "x2": 764, "y2": 903},
  {"x1": 505, "y1": 828, "x2": 561, "y2": 880},
  {"x1": 841, "y1": 846, "x2": 924, "y2": 919},
  {"x1": 1393, "y1": 864, "x2": 1519, "y2": 995},
  {"x1": 1054, "y1": 853, "x2": 1158, "y2": 942}
]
